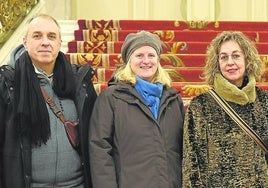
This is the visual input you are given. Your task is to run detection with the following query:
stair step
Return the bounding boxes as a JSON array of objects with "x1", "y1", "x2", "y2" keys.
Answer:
[
  {"x1": 94, "y1": 82, "x2": 268, "y2": 98},
  {"x1": 65, "y1": 53, "x2": 206, "y2": 68},
  {"x1": 77, "y1": 19, "x2": 268, "y2": 31},
  {"x1": 92, "y1": 67, "x2": 268, "y2": 84},
  {"x1": 58, "y1": 20, "x2": 78, "y2": 52},
  {"x1": 74, "y1": 29, "x2": 266, "y2": 42},
  {"x1": 67, "y1": 40, "x2": 268, "y2": 54}
]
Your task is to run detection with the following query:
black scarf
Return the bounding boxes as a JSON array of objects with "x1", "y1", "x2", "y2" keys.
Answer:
[{"x1": 14, "y1": 51, "x2": 76, "y2": 146}]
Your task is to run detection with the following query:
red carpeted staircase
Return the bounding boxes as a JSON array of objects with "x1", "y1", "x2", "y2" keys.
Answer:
[{"x1": 65, "y1": 20, "x2": 268, "y2": 106}]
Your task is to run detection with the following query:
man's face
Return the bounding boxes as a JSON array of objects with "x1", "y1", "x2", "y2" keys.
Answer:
[{"x1": 23, "y1": 17, "x2": 61, "y2": 71}]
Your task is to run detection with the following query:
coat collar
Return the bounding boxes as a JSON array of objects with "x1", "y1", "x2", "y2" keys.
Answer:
[
  {"x1": 112, "y1": 81, "x2": 178, "y2": 104},
  {"x1": 214, "y1": 73, "x2": 256, "y2": 105}
]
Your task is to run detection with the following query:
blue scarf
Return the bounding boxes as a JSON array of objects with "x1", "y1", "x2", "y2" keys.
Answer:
[{"x1": 134, "y1": 76, "x2": 163, "y2": 119}]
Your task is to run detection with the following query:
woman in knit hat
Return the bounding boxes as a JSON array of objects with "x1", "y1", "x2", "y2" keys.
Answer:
[{"x1": 89, "y1": 30, "x2": 184, "y2": 188}]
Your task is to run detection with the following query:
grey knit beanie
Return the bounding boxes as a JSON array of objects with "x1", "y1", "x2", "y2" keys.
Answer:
[{"x1": 121, "y1": 30, "x2": 162, "y2": 63}]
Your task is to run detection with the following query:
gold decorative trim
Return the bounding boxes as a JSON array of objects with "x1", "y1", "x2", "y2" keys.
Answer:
[
  {"x1": 174, "y1": 20, "x2": 180, "y2": 27},
  {"x1": 0, "y1": 0, "x2": 38, "y2": 47},
  {"x1": 182, "y1": 84, "x2": 211, "y2": 96},
  {"x1": 185, "y1": 20, "x2": 210, "y2": 29},
  {"x1": 214, "y1": 21, "x2": 219, "y2": 28}
]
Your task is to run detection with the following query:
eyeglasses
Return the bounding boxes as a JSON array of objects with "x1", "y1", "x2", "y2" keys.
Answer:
[{"x1": 218, "y1": 51, "x2": 244, "y2": 63}]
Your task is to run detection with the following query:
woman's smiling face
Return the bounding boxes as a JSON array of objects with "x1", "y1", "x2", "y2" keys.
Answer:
[
  {"x1": 218, "y1": 40, "x2": 246, "y2": 87},
  {"x1": 129, "y1": 46, "x2": 158, "y2": 82}
]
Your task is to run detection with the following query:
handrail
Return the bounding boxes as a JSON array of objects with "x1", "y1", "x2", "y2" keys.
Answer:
[{"x1": 0, "y1": 0, "x2": 39, "y2": 48}]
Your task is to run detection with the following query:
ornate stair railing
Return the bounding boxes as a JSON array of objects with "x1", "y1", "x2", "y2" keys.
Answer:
[{"x1": 0, "y1": 0, "x2": 39, "y2": 48}]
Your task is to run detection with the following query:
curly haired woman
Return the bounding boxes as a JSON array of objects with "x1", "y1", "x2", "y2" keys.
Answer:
[{"x1": 183, "y1": 31, "x2": 268, "y2": 187}]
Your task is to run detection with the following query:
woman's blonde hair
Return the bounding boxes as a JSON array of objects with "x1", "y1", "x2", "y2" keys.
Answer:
[
  {"x1": 113, "y1": 59, "x2": 172, "y2": 87},
  {"x1": 203, "y1": 31, "x2": 265, "y2": 85}
]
